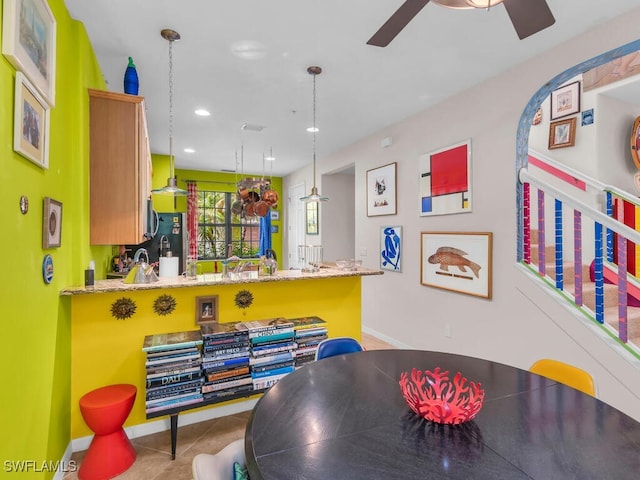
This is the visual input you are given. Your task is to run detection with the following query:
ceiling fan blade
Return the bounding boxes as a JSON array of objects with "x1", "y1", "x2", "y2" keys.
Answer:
[
  {"x1": 367, "y1": 0, "x2": 431, "y2": 47},
  {"x1": 503, "y1": 0, "x2": 555, "y2": 40}
]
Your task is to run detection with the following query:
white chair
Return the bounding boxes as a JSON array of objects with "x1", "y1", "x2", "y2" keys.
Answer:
[{"x1": 192, "y1": 438, "x2": 246, "y2": 480}]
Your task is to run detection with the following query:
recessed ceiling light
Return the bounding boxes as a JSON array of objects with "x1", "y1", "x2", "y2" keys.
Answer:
[
  {"x1": 231, "y1": 40, "x2": 268, "y2": 60},
  {"x1": 265, "y1": 155, "x2": 275, "y2": 161},
  {"x1": 306, "y1": 127, "x2": 319, "y2": 133},
  {"x1": 194, "y1": 109, "x2": 211, "y2": 116},
  {"x1": 184, "y1": 148, "x2": 195, "y2": 153}
]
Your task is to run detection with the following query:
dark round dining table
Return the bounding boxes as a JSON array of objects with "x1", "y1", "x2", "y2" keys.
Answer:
[{"x1": 245, "y1": 349, "x2": 640, "y2": 479}]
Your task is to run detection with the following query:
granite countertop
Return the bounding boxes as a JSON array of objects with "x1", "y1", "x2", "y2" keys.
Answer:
[{"x1": 60, "y1": 267, "x2": 383, "y2": 295}]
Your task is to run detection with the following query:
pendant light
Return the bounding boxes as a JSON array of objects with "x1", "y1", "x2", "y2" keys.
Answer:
[
  {"x1": 300, "y1": 66, "x2": 328, "y2": 203},
  {"x1": 152, "y1": 28, "x2": 188, "y2": 196}
]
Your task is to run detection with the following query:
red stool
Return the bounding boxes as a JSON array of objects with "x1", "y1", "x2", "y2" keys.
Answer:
[{"x1": 78, "y1": 384, "x2": 137, "y2": 480}]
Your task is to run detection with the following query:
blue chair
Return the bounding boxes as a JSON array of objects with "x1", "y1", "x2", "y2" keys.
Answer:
[{"x1": 315, "y1": 337, "x2": 364, "y2": 360}]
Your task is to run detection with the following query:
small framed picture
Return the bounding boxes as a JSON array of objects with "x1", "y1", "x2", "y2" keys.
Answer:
[
  {"x1": 196, "y1": 295, "x2": 219, "y2": 325},
  {"x1": 548, "y1": 117, "x2": 577, "y2": 150},
  {"x1": 2, "y1": 0, "x2": 57, "y2": 106},
  {"x1": 550, "y1": 81, "x2": 580, "y2": 120},
  {"x1": 367, "y1": 162, "x2": 397, "y2": 216},
  {"x1": 42, "y1": 196, "x2": 62, "y2": 248},
  {"x1": 270, "y1": 210, "x2": 280, "y2": 221},
  {"x1": 14, "y1": 72, "x2": 50, "y2": 168},
  {"x1": 420, "y1": 231, "x2": 492, "y2": 299}
]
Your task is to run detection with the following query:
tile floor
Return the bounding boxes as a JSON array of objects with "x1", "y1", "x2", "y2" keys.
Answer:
[{"x1": 65, "y1": 332, "x2": 395, "y2": 480}]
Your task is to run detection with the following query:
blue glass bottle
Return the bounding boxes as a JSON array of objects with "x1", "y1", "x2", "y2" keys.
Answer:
[{"x1": 124, "y1": 57, "x2": 139, "y2": 95}]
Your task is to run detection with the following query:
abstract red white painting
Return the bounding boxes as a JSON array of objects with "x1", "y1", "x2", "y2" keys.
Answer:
[{"x1": 419, "y1": 140, "x2": 471, "y2": 216}]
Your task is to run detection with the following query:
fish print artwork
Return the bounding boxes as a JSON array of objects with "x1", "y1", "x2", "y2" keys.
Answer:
[{"x1": 428, "y1": 247, "x2": 480, "y2": 280}]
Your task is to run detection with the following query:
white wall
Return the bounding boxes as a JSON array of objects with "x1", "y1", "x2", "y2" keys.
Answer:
[
  {"x1": 321, "y1": 172, "x2": 355, "y2": 262},
  {"x1": 283, "y1": 8, "x2": 640, "y2": 421}
]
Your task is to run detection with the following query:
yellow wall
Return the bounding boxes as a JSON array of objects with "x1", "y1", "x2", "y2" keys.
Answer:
[{"x1": 70, "y1": 277, "x2": 361, "y2": 438}]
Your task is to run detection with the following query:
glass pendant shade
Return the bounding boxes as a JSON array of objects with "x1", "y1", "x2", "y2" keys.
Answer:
[{"x1": 152, "y1": 28, "x2": 187, "y2": 196}]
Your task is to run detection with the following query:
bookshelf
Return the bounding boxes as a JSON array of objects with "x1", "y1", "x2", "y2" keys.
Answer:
[{"x1": 142, "y1": 316, "x2": 328, "y2": 459}]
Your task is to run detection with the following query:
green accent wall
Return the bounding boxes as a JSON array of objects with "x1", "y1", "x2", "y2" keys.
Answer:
[{"x1": 1, "y1": 1, "x2": 109, "y2": 477}]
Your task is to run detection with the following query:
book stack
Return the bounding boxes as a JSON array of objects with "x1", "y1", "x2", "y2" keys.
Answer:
[
  {"x1": 142, "y1": 330, "x2": 204, "y2": 415},
  {"x1": 200, "y1": 322, "x2": 252, "y2": 402},
  {"x1": 290, "y1": 316, "x2": 328, "y2": 367},
  {"x1": 237, "y1": 318, "x2": 297, "y2": 391}
]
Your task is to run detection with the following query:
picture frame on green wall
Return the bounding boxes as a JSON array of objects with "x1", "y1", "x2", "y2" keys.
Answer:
[
  {"x1": 2, "y1": 0, "x2": 57, "y2": 106},
  {"x1": 14, "y1": 72, "x2": 50, "y2": 168},
  {"x1": 43, "y1": 197, "x2": 62, "y2": 249}
]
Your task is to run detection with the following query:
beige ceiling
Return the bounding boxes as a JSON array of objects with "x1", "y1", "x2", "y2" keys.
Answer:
[{"x1": 64, "y1": 0, "x2": 640, "y2": 177}]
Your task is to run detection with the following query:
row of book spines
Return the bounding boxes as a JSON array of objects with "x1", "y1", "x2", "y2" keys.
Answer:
[
  {"x1": 146, "y1": 390, "x2": 203, "y2": 406},
  {"x1": 146, "y1": 383, "x2": 202, "y2": 401},
  {"x1": 142, "y1": 339, "x2": 203, "y2": 353},
  {"x1": 145, "y1": 350, "x2": 201, "y2": 365},
  {"x1": 202, "y1": 335, "x2": 249, "y2": 347},
  {"x1": 202, "y1": 351, "x2": 293, "y2": 371},
  {"x1": 145, "y1": 394, "x2": 204, "y2": 414},
  {"x1": 201, "y1": 370, "x2": 291, "y2": 393},
  {"x1": 295, "y1": 328, "x2": 328, "y2": 337},
  {"x1": 146, "y1": 371, "x2": 203, "y2": 388}
]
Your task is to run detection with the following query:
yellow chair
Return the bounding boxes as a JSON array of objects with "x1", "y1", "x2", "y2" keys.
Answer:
[{"x1": 529, "y1": 359, "x2": 595, "y2": 396}]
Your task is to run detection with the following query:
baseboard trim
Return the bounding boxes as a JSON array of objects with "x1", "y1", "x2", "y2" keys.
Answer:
[
  {"x1": 362, "y1": 325, "x2": 410, "y2": 349},
  {"x1": 71, "y1": 398, "x2": 258, "y2": 453}
]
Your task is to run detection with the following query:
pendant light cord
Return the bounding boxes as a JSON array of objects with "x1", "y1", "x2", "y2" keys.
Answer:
[
  {"x1": 312, "y1": 71, "x2": 317, "y2": 190},
  {"x1": 168, "y1": 37, "x2": 175, "y2": 179}
]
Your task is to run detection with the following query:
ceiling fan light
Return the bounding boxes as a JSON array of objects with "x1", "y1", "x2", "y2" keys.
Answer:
[{"x1": 464, "y1": 0, "x2": 504, "y2": 8}]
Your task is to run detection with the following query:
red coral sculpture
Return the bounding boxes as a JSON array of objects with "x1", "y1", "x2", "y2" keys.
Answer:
[{"x1": 399, "y1": 367, "x2": 485, "y2": 425}]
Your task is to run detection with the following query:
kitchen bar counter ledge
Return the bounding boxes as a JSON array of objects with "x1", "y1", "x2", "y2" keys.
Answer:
[{"x1": 60, "y1": 267, "x2": 383, "y2": 295}]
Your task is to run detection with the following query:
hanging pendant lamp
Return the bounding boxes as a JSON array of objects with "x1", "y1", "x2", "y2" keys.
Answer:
[
  {"x1": 152, "y1": 28, "x2": 188, "y2": 196},
  {"x1": 300, "y1": 66, "x2": 328, "y2": 203}
]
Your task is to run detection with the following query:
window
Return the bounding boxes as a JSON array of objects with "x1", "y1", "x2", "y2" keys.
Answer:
[{"x1": 197, "y1": 190, "x2": 260, "y2": 260}]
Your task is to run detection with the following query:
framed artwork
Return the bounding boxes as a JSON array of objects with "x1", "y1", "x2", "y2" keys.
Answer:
[
  {"x1": 420, "y1": 231, "x2": 492, "y2": 299},
  {"x1": 2, "y1": 0, "x2": 57, "y2": 106},
  {"x1": 550, "y1": 81, "x2": 580, "y2": 120},
  {"x1": 14, "y1": 72, "x2": 50, "y2": 168},
  {"x1": 306, "y1": 202, "x2": 318, "y2": 235},
  {"x1": 548, "y1": 117, "x2": 576, "y2": 150},
  {"x1": 196, "y1": 295, "x2": 219, "y2": 325},
  {"x1": 270, "y1": 210, "x2": 280, "y2": 221},
  {"x1": 42, "y1": 197, "x2": 62, "y2": 248},
  {"x1": 380, "y1": 226, "x2": 402, "y2": 272},
  {"x1": 419, "y1": 140, "x2": 471, "y2": 217},
  {"x1": 366, "y1": 162, "x2": 397, "y2": 216}
]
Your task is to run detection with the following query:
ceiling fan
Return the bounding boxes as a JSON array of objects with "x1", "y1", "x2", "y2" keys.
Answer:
[{"x1": 367, "y1": 0, "x2": 556, "y2": 47}]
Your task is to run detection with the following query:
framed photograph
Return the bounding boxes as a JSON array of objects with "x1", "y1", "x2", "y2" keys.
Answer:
[
  {"x1": 366, "y1": 162, "x2": 397, "y2": 216},
  {"x1": 14, "y1": 72, "x2": 50, "y2": 168},
  {"x1": 2, "y1": 0, "x2": 57, "y2": 106},
  {"x1": 42, "y1": 197, "x2": 62, "y2": 248},
  {"x1": 196, "y1": 295, "x2": 219, "y2": 325},
  {"x1": 306, "y1": 202, "x2": 318, "y2": 235},
  {"x1": 270, "y1": 210, "x2": 280, "y2": 221},
  {"x1": 420, "y1": 231, "x2": 492, "y2": 299},
  {"x1": 550, "y1": 81, "x2": 580, "y2": 120},
  {"x1": 419, "y1": 140, "x2": 471, "y2": 217},
  {"x1": 380, "y1": 226, "x2": 402, "y2": 272},
  {"x1": 548, "y1": 117, "x2": 577, "y2": 150}
]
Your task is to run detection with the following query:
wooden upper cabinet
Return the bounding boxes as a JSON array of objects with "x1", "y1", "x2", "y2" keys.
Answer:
[{"x1": 89, "y1": 89, "x2": 152, "y2": 245}]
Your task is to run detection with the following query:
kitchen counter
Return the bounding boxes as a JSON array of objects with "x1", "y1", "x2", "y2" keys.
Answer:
[
  {"x1": 67, "y1": 266, "x2": 378, "y2": 439},
  {"x1": 61, "y1": 267, "x2": 383, "y2": 295}
]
